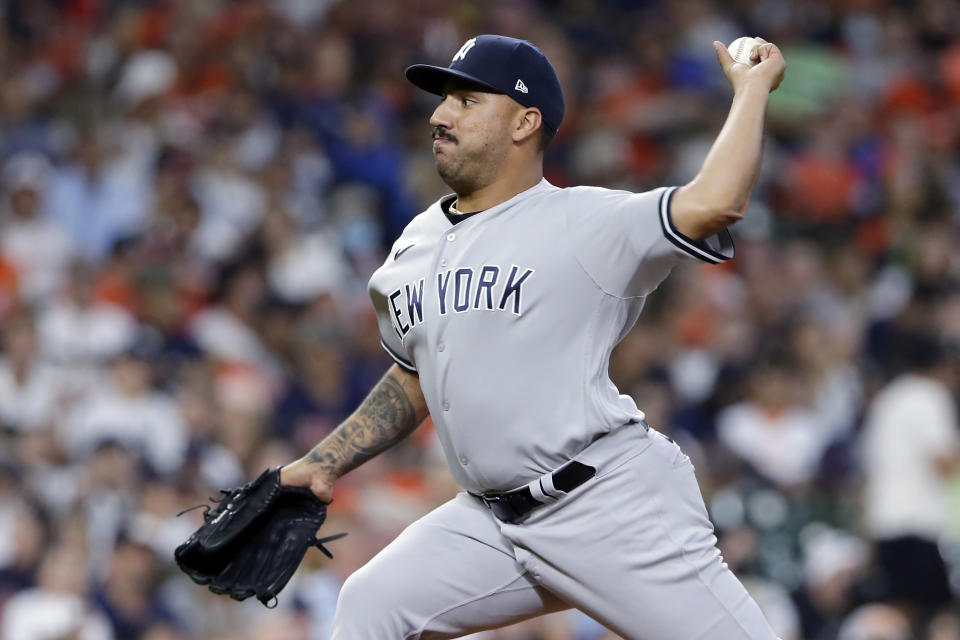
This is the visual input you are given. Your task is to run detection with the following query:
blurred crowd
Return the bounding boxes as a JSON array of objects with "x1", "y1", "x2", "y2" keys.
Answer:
[{"x1": 0, "y1": 0, "x2": 959, "y2": 638}]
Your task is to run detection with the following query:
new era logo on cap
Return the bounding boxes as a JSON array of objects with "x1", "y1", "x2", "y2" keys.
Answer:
[{"x1": 515, "y1": 79, "x2": 528, "y2": 93}]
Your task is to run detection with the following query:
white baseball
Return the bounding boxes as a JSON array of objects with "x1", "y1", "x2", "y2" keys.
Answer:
[{"x1": 727, "y1": 36, "x2": 761, "y2": 66}]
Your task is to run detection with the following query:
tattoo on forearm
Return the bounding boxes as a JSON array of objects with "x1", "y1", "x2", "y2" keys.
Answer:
[{"x1": 306, "y1": 370, "x2": 419, "y2": 479}]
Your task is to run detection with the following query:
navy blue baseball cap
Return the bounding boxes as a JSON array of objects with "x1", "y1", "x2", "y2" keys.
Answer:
[{"x1": 406, "y1": 35, "x2": 564, "y2": 133}]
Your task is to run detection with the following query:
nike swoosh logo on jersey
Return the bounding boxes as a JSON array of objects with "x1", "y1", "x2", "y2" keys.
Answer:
[{"x1": 395, "y1": 244, "x2": 415, "y2": 260}]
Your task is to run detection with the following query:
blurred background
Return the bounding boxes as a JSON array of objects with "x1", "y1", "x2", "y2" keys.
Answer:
[{"x1": 0, "y1": 0, "x2": 958, "y2": 638}]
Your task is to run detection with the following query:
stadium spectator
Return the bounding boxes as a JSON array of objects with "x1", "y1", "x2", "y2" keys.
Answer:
[
  {"x1": 717, "y1": 350, "x2": 831, "y2": 488},
  {"x1": 861, "y1": 331, "x2": 960, "y2": 616},
  {"x1": 1, "y1": 544, "x2": 113, "y2": 640},
  {"x1": 60, "y1": 344, "x2": 188, "y2": 476},
  {"x1": 0, "y1": 152, "x2": 73, "y2": 303},
  {"x1": 836, "y1": 604, "x2": 912, "y2": 640},
  {"x1": 0, "y1": 307, "x2": 59, "y2": 434}
]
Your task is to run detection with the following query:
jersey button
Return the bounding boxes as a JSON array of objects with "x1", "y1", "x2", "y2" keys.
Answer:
[
  {"x1": 447, "y1": 233, "x2": 455, "y2": 242},
  {"x1": 438, "y1": 343, "x2": 445, "y2": 352},
  {"x1": 459, "y1": 455, "x2": 469, "y2": 465},
  {"x1": 441, "y1": 259, "x2": 448, "y2": 267},
  {"x1": 442, "y1": 401, "x2": 450, "y2": 411}
]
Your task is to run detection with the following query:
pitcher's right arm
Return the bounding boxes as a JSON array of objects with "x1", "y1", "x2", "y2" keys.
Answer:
[{"x1": 670, "y1": 38, "x2": 786, "y2": 240}]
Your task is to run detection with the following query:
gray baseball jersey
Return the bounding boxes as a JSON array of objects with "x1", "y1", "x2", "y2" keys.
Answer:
[
  {"x1": 368, "y1": 179, "x2": 732, "y2": 493},
  {"x1": 341, "y1": 186, "x2": 779, "y2": 639}
]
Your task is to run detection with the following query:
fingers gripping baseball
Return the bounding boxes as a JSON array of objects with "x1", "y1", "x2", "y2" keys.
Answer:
[
  {"x1": 751, "y1": 37, "x2": 787, "y2": 90},
  {"x1": 713, "y1": 36, "x2": 786, "y2": 93}
]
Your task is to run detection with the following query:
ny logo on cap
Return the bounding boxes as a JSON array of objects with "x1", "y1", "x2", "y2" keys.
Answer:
[
  {"x1": 452, "y1": 38, "x2": 477, "y2": 63},
  {"x1": 515, "y1": 79, "x2": 528, "y2": 93}
]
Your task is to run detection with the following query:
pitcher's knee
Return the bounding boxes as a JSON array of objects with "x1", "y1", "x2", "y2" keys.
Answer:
[{"x1": 330, "y1": 565, "x2": 414, "y2": 639}]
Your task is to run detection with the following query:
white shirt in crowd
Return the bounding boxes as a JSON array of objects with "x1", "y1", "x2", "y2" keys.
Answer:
[
  {"x1": 61, "y1": 387, "x2": 187, "y2": 475},
  {"x1": 189, "y1": 307, "x2": 282, "y2": 383},
  {"x1": 0, "y1": 358, "x2": 59, "y2": 431},
  {"x1": 191, "y1": 167, "x2": 266, "y2": 262},
  {"x1": 861, "y1": 373, "x2": 960, "y2": 540},
  {"x1": 39, "y1": 300, "x2": 137, "y2": 364},
  {"x1": 0, "y1": 216, "x2": 74, "y2": 303},
  {"x1": 267, "y1": 232, "x2": 348, "y2": 303},
  {"x1": 717, "y1": 402, "x2": 830, "y2": 487},
  {"x1": 1, "y1": 589, "x2": 113, "y2": 640}
]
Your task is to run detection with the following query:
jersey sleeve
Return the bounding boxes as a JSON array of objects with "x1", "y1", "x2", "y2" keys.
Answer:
[
  {"x1": 370, "y1": 287, "x2": 418, "y2": 374},
  {"x1": 565, "y1": 185, "x2": 734, "y2": 298},
  {"x1": 368, "y1": 207, "x2": 441, "y2": 376}
]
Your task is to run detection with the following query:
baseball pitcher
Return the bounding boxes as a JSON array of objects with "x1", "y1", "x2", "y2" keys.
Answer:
[{"x1": 279, "y1": 33, "x2": 787, "y2": 639}]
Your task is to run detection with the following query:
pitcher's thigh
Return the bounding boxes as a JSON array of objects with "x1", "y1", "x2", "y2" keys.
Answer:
[
  {"x1": 505, "y1": 435, "x2": 777, "y2": 640},
  {"x1": 331, "y1": 493, "x2": 567, "y2": 640}
]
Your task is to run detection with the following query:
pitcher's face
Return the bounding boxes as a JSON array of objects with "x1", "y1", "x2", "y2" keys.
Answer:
[{"x1": 429, "y1": 79, "x2": 521, "y2": 196}]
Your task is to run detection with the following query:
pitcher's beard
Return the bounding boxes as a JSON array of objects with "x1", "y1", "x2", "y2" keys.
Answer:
[
  {"x1": 436, "y1": 154, "x2": 480, "y2": 197},
  {"x1": 435, "y1": 142, "x2": 508, "y2": 199}
]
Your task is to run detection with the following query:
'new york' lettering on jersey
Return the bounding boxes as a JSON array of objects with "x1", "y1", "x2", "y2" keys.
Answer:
[
  {"x1": 388, "y1": 265, "x2": 535, "y2": 339},
  {"x1": 368, "y1": 179, "x2": 733, "y2": 493}
]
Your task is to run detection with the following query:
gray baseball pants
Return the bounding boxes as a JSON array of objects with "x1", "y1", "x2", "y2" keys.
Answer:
[{"x1": 330, "y1": 425, "x2": 778, "y2": 639}]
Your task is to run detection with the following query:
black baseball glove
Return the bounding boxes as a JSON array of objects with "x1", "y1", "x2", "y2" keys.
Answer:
[{"x1": 174, "y1": 467, "x2": 346, "y2": 607}]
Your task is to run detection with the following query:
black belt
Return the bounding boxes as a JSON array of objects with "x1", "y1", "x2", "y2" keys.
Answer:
[{"x1": 474, "y1": 460, "x2": 597, "y2": 524}]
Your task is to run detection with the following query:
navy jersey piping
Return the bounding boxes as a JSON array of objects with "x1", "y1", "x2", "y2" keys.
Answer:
[
  {"x1": 658, "y1": 187, "x2": 735, "y2": 264},
  {"x1": 379, "y1": 338, "x2": 418, "y2": 374}
]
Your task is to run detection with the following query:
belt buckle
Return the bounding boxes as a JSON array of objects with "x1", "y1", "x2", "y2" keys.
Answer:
[
  {"x1": 481, "y1": 491, "x2": 527, "y2": 525},
  {"x1": 480, "y1": 493, "x2": 500, "y2": 510},
  {"x1": 479, "y1": 492, "x2": 504, "y2": 515}
]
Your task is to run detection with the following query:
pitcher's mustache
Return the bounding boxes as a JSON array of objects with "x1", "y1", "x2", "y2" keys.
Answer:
[{"x1": 432, "y1": 127, "x2": 457, "y2": 143}]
